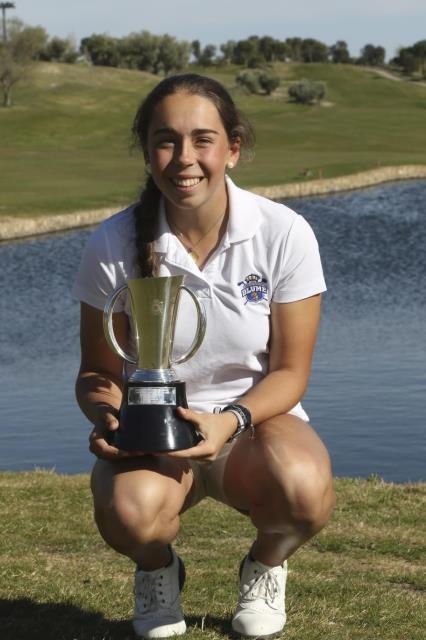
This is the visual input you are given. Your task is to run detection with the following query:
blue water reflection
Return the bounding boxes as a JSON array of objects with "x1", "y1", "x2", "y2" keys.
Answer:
[{"x1": 0, "y1": 180, "x2": 425, "y2": 481}]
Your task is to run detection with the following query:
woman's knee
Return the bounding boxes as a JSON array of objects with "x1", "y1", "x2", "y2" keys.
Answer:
[
  {"x1": 277, "y1": 454, "x2": 335, "y2": 532},
  {"x1": 91, "y1": 460, "x2": 186, "y2": 545},
  {"x1": 247, "y1": 423, "x2": 335, "y2": 533}
]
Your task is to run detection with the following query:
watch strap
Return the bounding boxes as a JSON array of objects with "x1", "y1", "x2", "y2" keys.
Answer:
[{"x1": 219, "y1": 403, "x2": 252, "y2": 442}]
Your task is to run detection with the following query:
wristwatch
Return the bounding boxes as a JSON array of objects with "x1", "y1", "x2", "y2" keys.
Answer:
[{"x1": 214, "y1": 403, "x2": 253, "y2": 442}]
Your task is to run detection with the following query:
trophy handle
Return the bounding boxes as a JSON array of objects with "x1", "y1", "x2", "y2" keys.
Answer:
[
  {"x1": 103, "y1": 284, "x2": 137, "y2": 364},
  {"x1": 171, "y1": 285, "x2": 207, "y2": 365}
]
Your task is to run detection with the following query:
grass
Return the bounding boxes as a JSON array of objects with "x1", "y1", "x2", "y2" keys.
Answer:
[
  {"x1": 0, "y1": 61, "x2": 425, "y2": 217},
  {"x1": 0, "y1": 471, "x2": 425, "y2": 639}
]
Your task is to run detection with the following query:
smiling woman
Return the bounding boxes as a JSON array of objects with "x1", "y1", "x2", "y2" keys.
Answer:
[{"x1": 72, "y1": 73, "x2": 335, "y2": 639}]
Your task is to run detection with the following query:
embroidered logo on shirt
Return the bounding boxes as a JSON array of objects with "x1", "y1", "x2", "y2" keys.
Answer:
[{"x1": 238, "y1": 274, "x2": 268, "y2": 304}]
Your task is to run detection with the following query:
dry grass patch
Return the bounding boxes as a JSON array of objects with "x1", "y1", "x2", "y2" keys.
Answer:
[{"x1": 0, "y1": 472, "x2": 424, "y2": 639}]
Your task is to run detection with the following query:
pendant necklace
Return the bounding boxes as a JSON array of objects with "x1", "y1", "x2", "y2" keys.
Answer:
[{"x1": 168, "y1": 210, "x2": 226, "y2": 263}]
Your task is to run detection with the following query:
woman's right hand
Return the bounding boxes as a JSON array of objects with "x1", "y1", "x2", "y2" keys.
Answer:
[{"x1": 88, "y1": 407, "x2": 130, "y2": 459}]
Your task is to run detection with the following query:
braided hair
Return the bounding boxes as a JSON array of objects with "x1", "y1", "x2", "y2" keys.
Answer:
[{"x1": 131, "y1": 74, "x2": 255, "y2": 277}]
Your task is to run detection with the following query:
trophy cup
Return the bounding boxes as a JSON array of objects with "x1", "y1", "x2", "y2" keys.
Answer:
[{"x1": 103, "y1": 276, "x2": 206, "y2": 452}]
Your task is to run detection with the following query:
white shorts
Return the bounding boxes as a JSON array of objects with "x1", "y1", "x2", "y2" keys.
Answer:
[{"x1": 188, "y1": 441, "x2": 238, "y2": 507}]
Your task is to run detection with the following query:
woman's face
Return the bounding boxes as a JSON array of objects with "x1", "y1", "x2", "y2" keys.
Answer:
[{"x1": 145, "y1": 92, "x2": 240, "y2": 218}]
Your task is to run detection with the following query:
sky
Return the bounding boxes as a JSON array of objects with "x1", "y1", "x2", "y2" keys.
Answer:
[{"x1": 7, "y1": 0, "x2": 426, "y2": 60}]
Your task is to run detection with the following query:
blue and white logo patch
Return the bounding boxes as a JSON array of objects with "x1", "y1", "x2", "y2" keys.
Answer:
[{"x1": 238, "y1": 274, "x2": 269, "y2": 305}]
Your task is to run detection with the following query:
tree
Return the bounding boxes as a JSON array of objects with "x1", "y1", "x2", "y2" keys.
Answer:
[
  {"x1": 191, "y1": 39, "x2": 200, "y2": 62},
  {"x1": 300, "y1": 38, "x2": 329, "y2": 63},
  {"x1": 157, "y1": 34, "x2": 190, "y2": 74},
  {"x1": 232, "y1": 38, "x2": 260, "y2": 67},
  {"x1": 257, "y1": 36, "x2": 287, "y2": 63},
  {"x1": 0, "y1": 18, "x2": 48, "y2": 106},
  {"x1": 391, "y1": 47, "x2": 418, "y2": 76},
  {"x1": 197, "y1": 44, "x2": 217, "y2": 66},
  {"x1": 330, "y1": 40, "x2": 351, "y2": 64},
  {"x1": 285, "y1": 37, "x2": 303, "y2": 61},
  {"x1": 119, "y1": 31, "x2": 160, "y2": 72},
  {"x1": 412, "y1": 40, "x2": 426, "y2": 77},
  {"x1": 358, "y1": 44, "x2": 386, "y2": 66},
  {"x1": 80, "y1": 33, "x2": 120, "y2": 67},
  {"x1": 219, "y1": 40, "x2": 236, "y2": 64},
  {"x1": 41, "y1": 36, "x2": 78, "y2": 63}
]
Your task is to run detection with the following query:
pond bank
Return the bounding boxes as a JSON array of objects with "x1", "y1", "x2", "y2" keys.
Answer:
[{"x1": 1, "y1": 164, "x2": 426, "y2": 241}]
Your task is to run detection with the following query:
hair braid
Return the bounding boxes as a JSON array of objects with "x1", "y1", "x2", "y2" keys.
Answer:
[{"x1": 133, "y1": 176, "x2": 161, "y2": 278}]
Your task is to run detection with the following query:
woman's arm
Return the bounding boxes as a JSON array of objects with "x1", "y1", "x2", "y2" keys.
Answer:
[
  {"x1": 75, "y1": 302, "x2": 130, "y2": 458},
  {"x1": 239, "y1": 294, "x2": 322, "y2": 425},
  {"x1": 170, "y1": 294, "x2": 321, "y2": 461}
]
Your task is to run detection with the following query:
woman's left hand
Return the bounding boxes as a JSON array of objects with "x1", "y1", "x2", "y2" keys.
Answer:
[{"x1": 166, "y1": 407, "x2": 238, "y2": 462}]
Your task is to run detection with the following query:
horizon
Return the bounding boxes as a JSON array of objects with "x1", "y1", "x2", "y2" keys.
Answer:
[{"x1": 6, "y1": 1, "x2": 426, "y2": 62}]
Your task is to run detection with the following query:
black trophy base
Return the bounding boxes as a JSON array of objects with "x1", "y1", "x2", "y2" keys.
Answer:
[{"x1": 113, "y1": 379, "x2": 200, "y2": 453}]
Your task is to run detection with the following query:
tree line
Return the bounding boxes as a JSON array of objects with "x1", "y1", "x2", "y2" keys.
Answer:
[{"x1": 1, "y1": 17, "x2": 425, "y2": 107}]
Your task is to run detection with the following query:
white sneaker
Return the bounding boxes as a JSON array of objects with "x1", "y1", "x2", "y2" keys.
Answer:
[
  {"x1": 133, "y1": 548, "x2": 186, "y2": 638},
  {"x1": 232, "y1": 554, "x2": 287, "y2": 638}
]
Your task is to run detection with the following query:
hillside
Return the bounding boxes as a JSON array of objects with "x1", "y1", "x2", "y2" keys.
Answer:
[{"x1": 0, "y1": 61, "x2": 425, "y2": 217}]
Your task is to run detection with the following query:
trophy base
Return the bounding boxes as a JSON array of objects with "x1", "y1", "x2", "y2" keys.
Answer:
[{"x1": 114, "y1": 379, "x2": 201, "y2": 453}]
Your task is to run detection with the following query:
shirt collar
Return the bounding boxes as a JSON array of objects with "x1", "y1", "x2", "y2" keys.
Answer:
[{"x1": 154, "y1": 175, "x2": 262, "y2": 254}]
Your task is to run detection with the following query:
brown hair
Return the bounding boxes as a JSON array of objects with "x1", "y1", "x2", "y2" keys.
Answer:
[{"x1": 131, "y1": 73, "x2": 255, "y2": 277}]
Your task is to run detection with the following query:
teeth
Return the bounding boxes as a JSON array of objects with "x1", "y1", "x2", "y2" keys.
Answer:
[{"x1": 172, "y1": 177, "x2": 202, "y2": 187}]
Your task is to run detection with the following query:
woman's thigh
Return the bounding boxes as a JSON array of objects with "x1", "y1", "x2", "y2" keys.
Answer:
[{"x1": 222, "y1": 414, "x2": 334, "y2": 521}]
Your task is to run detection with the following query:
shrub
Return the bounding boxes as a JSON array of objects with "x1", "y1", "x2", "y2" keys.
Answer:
[
  {"x1": 258, "y1": 70, "x2": 280, "y2": 95},
  {"x1": 288, "y1": 79, "x2": 326, "y2": 104},
  {"x1": 236, "y1": 69, "x2": 260, "y2": 94},
  {"x1": 236, "y1": 68, "x2": 280, "y2": 95}
]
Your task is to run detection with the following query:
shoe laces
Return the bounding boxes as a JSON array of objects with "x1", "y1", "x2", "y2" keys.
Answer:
[
  {"x1": 135, "y1": 571, "x2": 169, "y2": 613},
  {"x1": 243, "y1": 567, "x2": 280, "y2": 607}
]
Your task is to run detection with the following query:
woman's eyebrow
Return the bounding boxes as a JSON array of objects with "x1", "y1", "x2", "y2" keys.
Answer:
[{"x1": 152, "y1": 127, "x2": 219, "y2": 136}]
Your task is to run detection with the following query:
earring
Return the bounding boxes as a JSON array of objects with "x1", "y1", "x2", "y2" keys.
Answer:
[{"x1": 227, "y1": 162, "x2": 234, "y2": 169}]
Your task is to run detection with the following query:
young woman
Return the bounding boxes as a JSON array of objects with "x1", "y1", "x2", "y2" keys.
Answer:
[{"x1": 73, "y1": 73, "x2": 335, "y2": 639}]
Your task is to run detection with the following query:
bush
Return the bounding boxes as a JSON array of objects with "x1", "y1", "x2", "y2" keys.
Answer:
[
  {"x1": 258, "y1": 70, "x2": 280, "y2": 95},
  {"x1": 288, "y1": 79, "x2": 326, "y2": 104},
  {"x1": 236, "y1": 68, "x2": 280, "y2": 95},
  {"x1": 236, "y1": 69, "x2": 260, "y2": 94}
]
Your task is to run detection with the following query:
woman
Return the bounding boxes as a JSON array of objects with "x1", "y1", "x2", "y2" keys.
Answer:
[{"x1": 73, "y1": 73, "x2": 335, "y2": 639}]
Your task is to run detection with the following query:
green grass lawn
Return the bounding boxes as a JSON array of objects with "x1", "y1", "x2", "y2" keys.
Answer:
[
  {"x1": 0, "y1": 471, "x2": 424, "y2": 639},
  {"x1": 0, "y1": 62, "x2": 425, "y2": 217}
]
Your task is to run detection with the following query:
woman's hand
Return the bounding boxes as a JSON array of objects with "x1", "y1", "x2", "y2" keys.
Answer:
[
  {"x1": 88, "y1": 406, "x2": 131, "y2": 460},
  {"x1": 167, "y1": 407, "x2": 238, "y2": 462}
]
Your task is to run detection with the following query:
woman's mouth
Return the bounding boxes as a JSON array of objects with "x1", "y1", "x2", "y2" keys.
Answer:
[{"x1": 171, "y1": 177, "x2": 203, "y2": 188}]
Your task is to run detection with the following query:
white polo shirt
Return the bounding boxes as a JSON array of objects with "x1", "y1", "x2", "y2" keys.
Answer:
[{"x1": 72, "y1": 177, "x2": 326, "y2": 421}]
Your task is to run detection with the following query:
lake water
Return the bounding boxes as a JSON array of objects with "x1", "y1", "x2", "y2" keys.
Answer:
[{"x1": 0, "y1": 180, "x2": 425, "y2": 482}]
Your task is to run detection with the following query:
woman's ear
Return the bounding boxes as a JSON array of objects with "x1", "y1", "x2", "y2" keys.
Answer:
[{"x1": 228, "y1": 137, "x2": 241, "y2": 169}]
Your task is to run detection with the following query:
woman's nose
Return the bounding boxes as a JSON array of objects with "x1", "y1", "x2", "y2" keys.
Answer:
[{"x1": 174, "y1": 138, "x2": 195, "y2": 165}]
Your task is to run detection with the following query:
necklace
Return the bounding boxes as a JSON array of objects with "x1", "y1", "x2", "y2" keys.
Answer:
[{"x1": 168, "y1": 210, "x2": 226, "y2": 262}]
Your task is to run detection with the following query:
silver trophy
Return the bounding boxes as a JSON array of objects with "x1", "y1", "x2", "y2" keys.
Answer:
[{"x1": 103, "y1": 275, "x2": 206, "y2": 452}]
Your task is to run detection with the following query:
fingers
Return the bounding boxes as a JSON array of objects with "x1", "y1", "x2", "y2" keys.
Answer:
[
  {"x1": 89, "y1": 410, "x2": 130, "y2": 460},
  {"x1": 176, "y1": 406, "x2": 200, "y2": 424}
]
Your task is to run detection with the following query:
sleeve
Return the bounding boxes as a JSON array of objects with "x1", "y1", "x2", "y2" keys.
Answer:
[
  {"x1": 71, "y1": 222, "x2": 127, "y2": 312},
  {"x1": 272, "y1": 214, "x2": 326, "y2": 303}
]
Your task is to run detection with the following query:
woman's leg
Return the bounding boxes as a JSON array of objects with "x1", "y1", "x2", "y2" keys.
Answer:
[
  {"x1": 223, "y1": 414, "x2": 335, "y2": 637},
  {"x1": 91, "y1": 455, "x2": 194, "y2": 569},
  {"x1": 223, "y1": 414, "x2": 335, "y2": 563}
]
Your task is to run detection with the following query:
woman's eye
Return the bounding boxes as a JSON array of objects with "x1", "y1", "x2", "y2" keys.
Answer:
[
  {"x1": 196, "y1": 138, "x2": 213, "y2": 146},
  {"x1": 157, "y1": 140, "x2": 174, "y2": 148}
]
